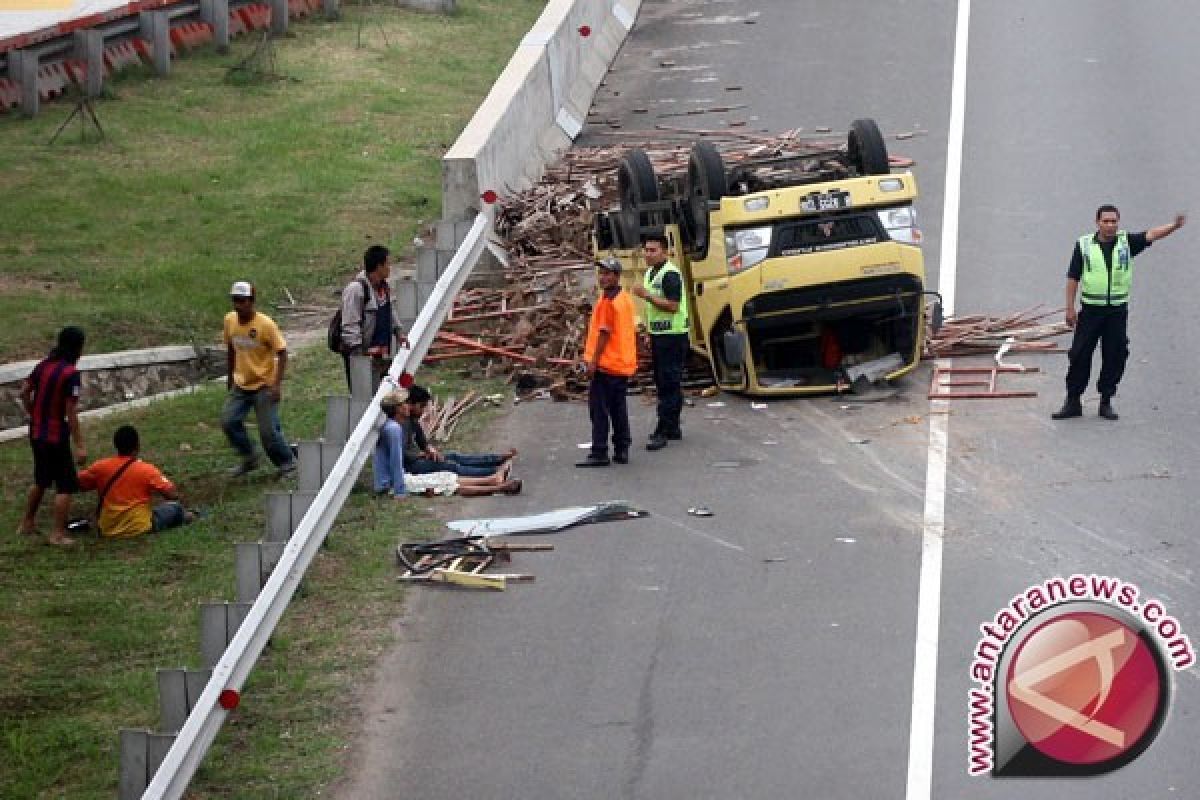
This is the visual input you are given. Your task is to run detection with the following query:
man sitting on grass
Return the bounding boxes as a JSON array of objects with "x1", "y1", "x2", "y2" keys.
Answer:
[
  {"x1": 401, "y1": 384, "x2": 517, "y2": 478},
  {"x1": 375, "y1": 389, "x2": 521, "y2": 498},
  {"x1": 78, "y1": 425, "x2": 196, "y2": 538}
]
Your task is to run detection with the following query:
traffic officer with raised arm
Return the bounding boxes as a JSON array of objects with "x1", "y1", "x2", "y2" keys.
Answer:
[
  {"x1": 1052, "y1": 205, "x2": 1186, "y2": 421},
  {"x1": 631, "y1": 230, "x2": 689, "y2": 450}
]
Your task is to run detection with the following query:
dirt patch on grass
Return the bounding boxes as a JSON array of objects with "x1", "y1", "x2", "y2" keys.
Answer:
[{"x1": 0, "y1": 275, "x2": 82, "y2": 293}]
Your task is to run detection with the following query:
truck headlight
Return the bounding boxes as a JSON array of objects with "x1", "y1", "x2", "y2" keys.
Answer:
[
  {"x1": 725, "y1": 226, "x2": 773, "y2": 274},
  {"x1": 876, "y1": 207, "x2": 921, "y2": 244}
]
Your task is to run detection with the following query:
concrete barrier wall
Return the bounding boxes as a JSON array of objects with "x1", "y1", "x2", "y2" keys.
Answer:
[{"x1": 442, "y1": 0, "x2": 640, "y2": 220}]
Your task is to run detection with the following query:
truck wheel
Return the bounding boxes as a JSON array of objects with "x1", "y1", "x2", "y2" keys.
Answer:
[
  {"x1": 617, "y1": 149, "x2": 659, "y2": 243},
  {"x1": 847, "y1": 118, "x2": 890, "y2": 175},
  {"x1": 685, "y1": 141, "x2": 727, "y2": 258}
]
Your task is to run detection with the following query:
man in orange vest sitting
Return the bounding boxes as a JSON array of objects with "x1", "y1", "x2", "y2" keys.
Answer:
[
  {"x1": 78, "y1": 425, "x2": 197, "y2": 538},
  {"x1": 577, "y1": 258, "x2": 639, "y2": 467}
]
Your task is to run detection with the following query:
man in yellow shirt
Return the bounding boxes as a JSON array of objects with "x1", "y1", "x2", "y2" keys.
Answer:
[{"x1": 221, "y1": 281, "x2": 296, "y2": 477}]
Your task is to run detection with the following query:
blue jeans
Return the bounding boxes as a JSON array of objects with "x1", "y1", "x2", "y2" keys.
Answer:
[
  {"x1": 152, "y1": 501, "x2": 187, "y2": 532},
  {"x1": 221, "y1": 387, "x2": 294, "y2": 468},
  {"x1": 408, "y1": 451, "x2": 505, "y2": 477}
]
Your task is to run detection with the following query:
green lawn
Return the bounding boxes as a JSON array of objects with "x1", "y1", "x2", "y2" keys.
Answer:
[
  {"x1": 0, "y1": 0, "x2": 545, "y2": 362},
  {"x1": 0, "y1": 1, "x2": 544, "y2": 796}
]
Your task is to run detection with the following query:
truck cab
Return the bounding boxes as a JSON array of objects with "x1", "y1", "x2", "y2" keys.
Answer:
[{"x1": 594, "y1": 119, "x2": 934, "y2": 395}]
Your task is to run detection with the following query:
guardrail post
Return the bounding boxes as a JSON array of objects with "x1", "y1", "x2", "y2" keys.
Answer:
[
  {"x1": 118, "y1": 729, "x2": 176, "y2": 800},
  {"x1": 268, "y1": 0, "x2": 289, "y2": 35},
  {"x1": 157, "y1": 668, "x2": 212, "y2": 733},
  {"x1": 7, "y1": 49, "x2": 39, "y2": 117},
  {"x1": 236, "y1": 541, "x2": 288, "y2": 602},
  {"x1": 396, "y1": 281, "x2": 419, "y2": 328},
  {"x1": 199, "y1": 0, "x2": 231, "y2": 52},
  {"x1": 322, "y1": 0, "x2": 339, "y2": 21},
  {"x1": 264, "y1": 489, "x2": 317, "y2": 541},
  {"x1": 349, "y1": 355, "x2": 374, "y2": 401},
  {"x1": 324, "y1": 395, "x2": 372, "y2": 443},
  {"x1": 73, "y1": 30, "x2": 105, "y2": 98},
  {"x1": 297, "y1": 440, "x2": 345, "y2": 492},
  {"x1": 416, "y1": 247, "x2": 439, "y2": 284},
  {"x1": 138, "y1": 11, "x2": 173, "y2": 76},
  {"x1": 200, "y1": 602, "x2": 252, "y2": 668}
]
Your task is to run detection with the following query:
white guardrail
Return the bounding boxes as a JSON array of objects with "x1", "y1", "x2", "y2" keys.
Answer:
[{"x1": 141, "y1": 213, "x2": 489, "y2": 800}]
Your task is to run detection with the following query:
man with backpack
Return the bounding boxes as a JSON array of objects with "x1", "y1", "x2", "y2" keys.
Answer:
[{"x1": 334, "y1": 245, "x2": 407, "y2": 393}]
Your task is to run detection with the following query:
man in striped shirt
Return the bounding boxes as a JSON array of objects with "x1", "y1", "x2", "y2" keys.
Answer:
[{"x1": 18, "y1": 326, "x2": 87, "y2": 546}]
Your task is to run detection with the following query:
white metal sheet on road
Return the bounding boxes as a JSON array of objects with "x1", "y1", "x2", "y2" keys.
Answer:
[{"x1": 338, "y1": 1, "x2": 1199, "y2": 798}]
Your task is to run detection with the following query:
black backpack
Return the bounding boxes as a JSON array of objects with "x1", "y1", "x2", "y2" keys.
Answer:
[{"x1": 327, "y1": 277, "x2": 370, "y2": 354}]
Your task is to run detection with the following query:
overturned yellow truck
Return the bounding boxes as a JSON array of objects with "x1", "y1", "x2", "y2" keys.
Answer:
[{"x1": 593, "y1": 119, "x2": 941, "y2": 396}]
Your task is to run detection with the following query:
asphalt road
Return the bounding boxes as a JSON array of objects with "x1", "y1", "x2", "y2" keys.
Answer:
[{"x1": 338, "y1": 2, "x2": 1199, "y2": 798}]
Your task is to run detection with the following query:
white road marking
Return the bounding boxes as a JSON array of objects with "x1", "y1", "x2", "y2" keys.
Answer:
[{"x1": 905, "y1": 0, "x2": 971, "y2": 798}]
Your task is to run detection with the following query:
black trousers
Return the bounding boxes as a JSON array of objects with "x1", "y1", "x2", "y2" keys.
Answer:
[
  {"x1": 1065, "y1": 304, "x2": 1129, "y2": 399},
  {"x1": 588, "y1": 370, "x2": 631, "y2": 457},
  {"x1": 651, "y1": 333, "x2": 689, "y2": 434}
]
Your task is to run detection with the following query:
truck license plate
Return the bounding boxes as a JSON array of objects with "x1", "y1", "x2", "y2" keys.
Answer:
[{"x1": 799, "y1": 189, "x2": 852, "y2": 213}]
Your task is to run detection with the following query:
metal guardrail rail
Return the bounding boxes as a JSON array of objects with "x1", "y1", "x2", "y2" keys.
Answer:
[{"x1": 140, "y1": 212, "x2": 488, "y2": 800}]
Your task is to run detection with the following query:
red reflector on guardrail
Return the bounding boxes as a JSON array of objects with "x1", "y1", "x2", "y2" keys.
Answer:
[
  {"x1": 218, "y1": 689, "x2": 241, "y2": 710},
  {"x1": 480, "y1": 189, "x2": 498, "y2": 204},
  {"x1": 578, "y1": 25, "x2": 591, "y2": 37}
]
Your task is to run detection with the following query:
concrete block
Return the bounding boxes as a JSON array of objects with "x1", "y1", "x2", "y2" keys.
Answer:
[
  {"x1": 436, "y1": 249, "x2": 454, "y2": 278},
  {"x1": 117, "y1": 729, "x2": 177, "y2": 800},
  {"x1": 264, "y1": 489, "x2": 318, "y2": 541},
  {"x1": 138, "y1": 11, "x2": 172, "y2": 76},
  {"x1": 435, "y1": 219, "x2": 457, "y2": 251},
  {"x1": 7, "y1": 49, "x2": 39, "y2": 117},
  {"x1": 398, "y1": 0, "x2": 454, "y2": 11},
  {"x1": 325, "y1": 396, "x2": 372, "y2": 443},
  {"x1": 396, "y1": 281, "x2": 419, "y2": 325},
  {"x1": 417, "y1": 281, "x2": 435, "y2": 311},
  {"x1": 416, "y1": 247, "x2": 439, "y2": 283},
  {"x1": 157, "y1": 668, "x2": 211, "y2": 733},
  {"x1": 235, "y1": 542, "x2": 263, "y2": 603},
  {"x1": 200, "y1": 602, "x2": 252, "y2": 668},
  {"x1": 74, "y1": 30, "x2": 105, "y2": 98},
  {"x1": 199, "y1": 0, "x2": 231, "y2": 51},
  {"x1": 297, "y1": 440, "x2": 343, "y2": 492},
  {"x1": 268, "y1": 0, "x2": 288, "y2": 35},
  {"x1": 118, "y1": 729, "x2": 150, "y2": 800},
  {"x1": 349, "y1": 356, "x2": 373, "y2": 402},
  {"x1": 453, "y1": 218, "x2": 475, "y2": 248}
]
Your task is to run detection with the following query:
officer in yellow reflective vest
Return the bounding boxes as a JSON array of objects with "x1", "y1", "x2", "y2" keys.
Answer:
[
  {"x1": 632, "y1": 230, "x2": 689, "y2": 450},
  {"x1": 1052, "y1": 205, "x2": 1186, "y2": 421}
]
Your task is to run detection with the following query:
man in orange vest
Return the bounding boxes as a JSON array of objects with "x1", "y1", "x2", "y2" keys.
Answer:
[{"x1": 577, "y1": 258, "x2": 638, "y2": 467}]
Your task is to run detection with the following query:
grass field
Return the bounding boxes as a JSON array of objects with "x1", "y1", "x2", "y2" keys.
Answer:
[
  {"x1": 0, "y1": 1, "x2": 543, "y2": 796},
  {"x1": 0, "y1": 0, "x2": 544, "y2": 363}
]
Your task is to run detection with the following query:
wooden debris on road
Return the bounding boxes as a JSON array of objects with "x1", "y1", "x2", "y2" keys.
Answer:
[{"x1": 925, "y1": 305, "x2": 1070, "y2": 359}]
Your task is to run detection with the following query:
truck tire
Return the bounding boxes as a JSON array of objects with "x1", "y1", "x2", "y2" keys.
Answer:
[
  {"x1": 685, "y1": 140, "x2": 727, "y2": 258},
  {"x1": 847, "y1": 118, "x2": 890, "y2": 176},
  {"x1": 617, "y1": 149, "x2": 659, "y2": 243}
]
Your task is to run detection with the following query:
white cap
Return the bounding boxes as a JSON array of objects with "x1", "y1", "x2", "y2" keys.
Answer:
[{"x1": 230, "y1": 281, "x2": 254, "y2": 298}]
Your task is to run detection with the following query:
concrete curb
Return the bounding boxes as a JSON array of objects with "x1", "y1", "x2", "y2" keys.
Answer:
[{"x1": 442, "y1": 0, "x2": 640, "y2": 220}]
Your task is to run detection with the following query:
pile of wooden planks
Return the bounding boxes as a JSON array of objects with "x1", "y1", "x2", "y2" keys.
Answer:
[
  {"x1": 924, "y1": 305, "x2": 1071, "y2": 359},
  {"x1": 418, "y1": 391, "x2": 484, "y2": 443},
  {"x1": 429, "y1": 128, "x2": 859, "y2": 396}
]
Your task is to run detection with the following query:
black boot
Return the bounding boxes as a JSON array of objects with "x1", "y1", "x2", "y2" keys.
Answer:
[
  {"x1": 1098, "y1": 397, "x2": 1119, "y2": 420},
  {"x1": 646, "y1": 434, "x2": 668, "y2": 451},
  {"x1": 1051, "y1": 395, "x2": 1083, "y2": 420}
]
